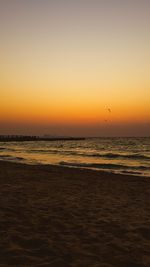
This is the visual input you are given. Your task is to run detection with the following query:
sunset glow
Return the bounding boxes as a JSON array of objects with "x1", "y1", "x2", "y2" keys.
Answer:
[{"x1": 0, "y1": 0, "x2": 150, "y2": 136}]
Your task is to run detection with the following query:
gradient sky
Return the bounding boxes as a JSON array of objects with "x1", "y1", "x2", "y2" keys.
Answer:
[{"x1": 0, "y1": 0, "x2": 150, "y2": 136}]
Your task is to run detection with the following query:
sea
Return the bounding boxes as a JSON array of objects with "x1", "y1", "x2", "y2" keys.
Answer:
[{"x1": 0, "y1": 137, "x2": 150, "y2": 177}]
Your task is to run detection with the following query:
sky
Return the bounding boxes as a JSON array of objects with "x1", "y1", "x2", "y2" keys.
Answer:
[{"x1": 0, "y1": 0, "x2": 150, "y2": 136}]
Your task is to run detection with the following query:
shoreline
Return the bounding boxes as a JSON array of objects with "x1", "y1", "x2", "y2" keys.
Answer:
[
  {"x1": 0, "y1": 159, "x2": 149, "y2": 179},
  {"x1": 0, "y1": 160, "x2": 150, "y2": 266},
  {"x1": 0, "y1": 159, "x2": 149, "y2": 182}
]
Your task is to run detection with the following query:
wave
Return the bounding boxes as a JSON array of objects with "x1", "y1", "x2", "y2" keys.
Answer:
[
  {"x1": 0, "y1": 155, "x2": 24, "y2": 161},
  {"x1": 16, "y1": 157, "x2": 24, "y2": 160},
  {"x1": 89, "y1": 152, "x2": 150, "y2": 160},
  {"x1": 59, "y1": 161, "x2": 150, "y2": 171},
  {"x1": 0, "y1": 148, "x2": 17, "y2": 152},
  {"x1": 70, "y1": 151, "x2": 150, "y2": 160},
  {"x1": 29, "y1": 149, "x2": 60, "y2": 154},
  {"x1": 29, "y1": 149, "x2": 82, "y2": 156},
  {"x1": 27, "y1": 149, "x2": 150, "y2": 160},
  {"x1": 0, "y1": 155, "x2": 12, "y2": 158}
]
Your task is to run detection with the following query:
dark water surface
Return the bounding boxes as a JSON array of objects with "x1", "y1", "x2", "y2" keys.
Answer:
[{"x1": 0, "y1": 137, "x2": 150, "y2": 176}]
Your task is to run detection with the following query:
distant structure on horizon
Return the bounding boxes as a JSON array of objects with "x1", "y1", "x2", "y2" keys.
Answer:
[
  {"x1": 0, "y1": 135, "x2": 85, "y2": 142},
  {"x1": 0, "y1": 135, "x2": 39, "y2": 142}
]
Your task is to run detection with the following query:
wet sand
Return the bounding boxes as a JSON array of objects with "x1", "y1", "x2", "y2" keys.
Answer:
[{"x1": 0, "y1": 161, "x2": 150, "y2": 266}]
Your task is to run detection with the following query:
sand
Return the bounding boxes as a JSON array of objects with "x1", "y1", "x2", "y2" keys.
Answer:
[{"x1": 0, "y1": 161, "x2": 150, "y2": 266}]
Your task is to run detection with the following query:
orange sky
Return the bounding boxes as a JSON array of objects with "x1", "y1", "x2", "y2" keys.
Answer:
[{"x1": 0, "y1": 0, "x2": 150, "y2": 136}]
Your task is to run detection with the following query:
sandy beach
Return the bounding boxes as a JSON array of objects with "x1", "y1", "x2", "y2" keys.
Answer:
[{"x1": 0, "y1": 161, "x2": 150, "y2": 266}]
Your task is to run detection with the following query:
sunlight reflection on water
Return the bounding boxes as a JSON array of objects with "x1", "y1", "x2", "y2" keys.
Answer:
[{"x1": 0, "y1": 137, "x2": 150, "y2": 176}]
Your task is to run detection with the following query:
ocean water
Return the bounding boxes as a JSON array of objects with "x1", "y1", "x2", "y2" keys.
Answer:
[{"x1": 0, "y1": 137, "x2": 150, "y2": 177}]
